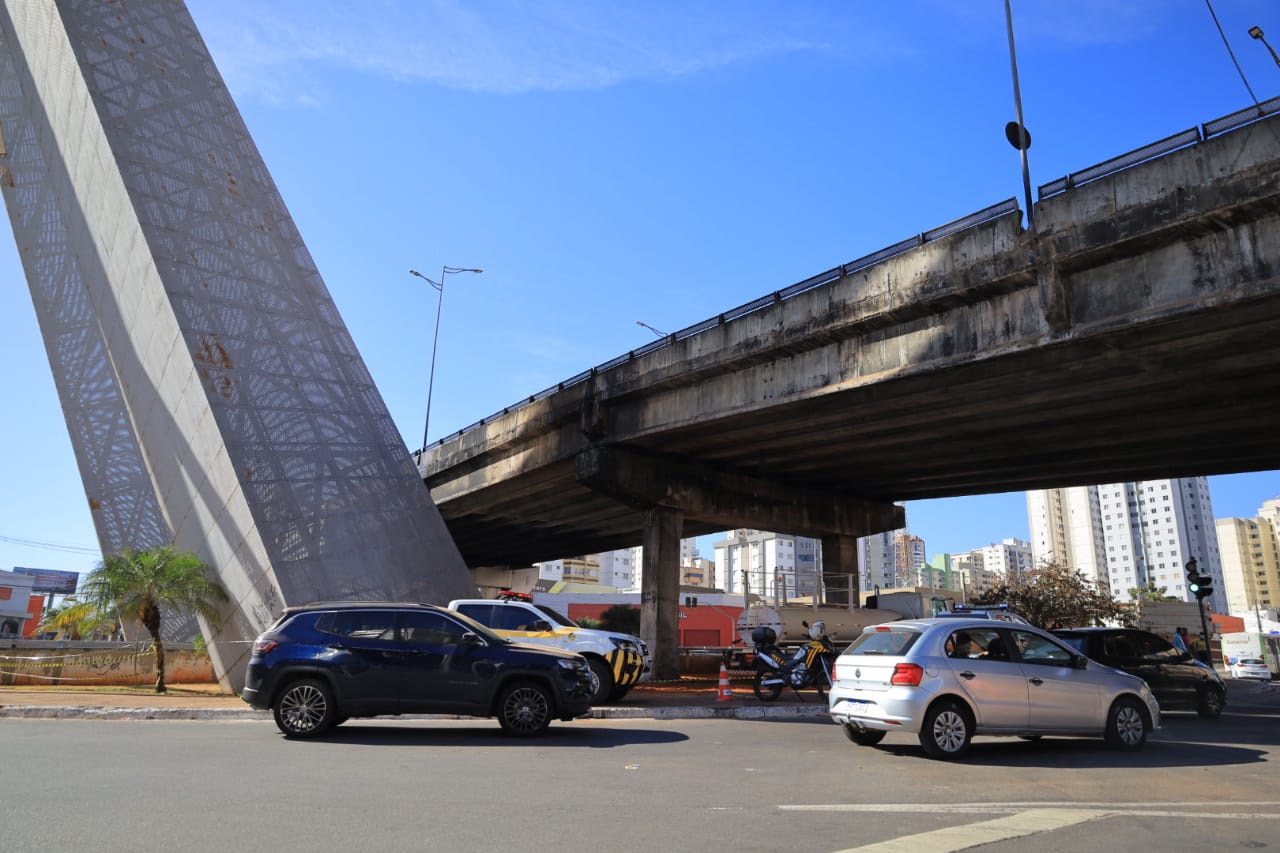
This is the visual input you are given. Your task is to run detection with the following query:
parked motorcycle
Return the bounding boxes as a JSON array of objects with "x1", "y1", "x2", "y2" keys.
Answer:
[{"x1": 751, "y1": 620, "x2": 835, "y2": 701}]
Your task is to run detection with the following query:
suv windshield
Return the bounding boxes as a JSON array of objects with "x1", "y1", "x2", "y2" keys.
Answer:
[
  {"x1": 531, "y1": 604, "x2": 576, "y2": 628},
  {"x1": 446, "y1": 608, "x2": 510, "y2": 644}
]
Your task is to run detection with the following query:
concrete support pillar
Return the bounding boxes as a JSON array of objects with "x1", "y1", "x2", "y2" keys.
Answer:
[
  {"x1": 821, "y1": 534, "x2": 861, "y2": 607},
  {"x1": 641, "y1": 506, "x2": 683, "y2": 680}
]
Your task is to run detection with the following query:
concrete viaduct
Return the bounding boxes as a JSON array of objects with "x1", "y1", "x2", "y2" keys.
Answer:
[{"x1": 422, "y1": 102, "x2": 1280, "y2": 677}]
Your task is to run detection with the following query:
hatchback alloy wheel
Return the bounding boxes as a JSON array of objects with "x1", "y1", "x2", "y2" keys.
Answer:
[
  {"x1": 1105, "y1": 698, "x2": 1148, "y2": 750},
  {"x1": 920, "y1": 700, "x2": 972, "y2": 760}
]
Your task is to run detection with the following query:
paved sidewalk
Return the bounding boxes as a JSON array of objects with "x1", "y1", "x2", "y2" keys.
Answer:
[{"x1": 0, "y1": 677, "x2": 832, "y2": 721}]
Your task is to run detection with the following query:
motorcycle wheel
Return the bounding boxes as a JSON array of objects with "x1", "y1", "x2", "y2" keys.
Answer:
[{"x1": 753, "y1": 670, "x2": 783, "y2": 702}]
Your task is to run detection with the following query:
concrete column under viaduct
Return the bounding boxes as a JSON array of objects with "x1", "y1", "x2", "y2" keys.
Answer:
[
  {"x1": 641, "y1": 507, "x2": 683, "y2": 680},
  {"x1": 576, "y1": 447, "x2": 901, "y2": 679}
]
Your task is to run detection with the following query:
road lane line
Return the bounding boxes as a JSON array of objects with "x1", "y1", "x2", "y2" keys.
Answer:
[
  {"x1": 827, "y1": 807, "x2": 1111, "y2": 853},
  {"x1": 782, "y1": 800, "x2": 1280, "y2": 813}
]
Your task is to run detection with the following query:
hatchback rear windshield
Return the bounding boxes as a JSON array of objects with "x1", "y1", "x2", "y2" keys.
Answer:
[{"x1": 846, "y1": 628, "x2": 921, "y2": 656}]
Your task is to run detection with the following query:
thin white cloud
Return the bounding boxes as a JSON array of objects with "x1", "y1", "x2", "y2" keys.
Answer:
[
  {"x1": 185, "y1": 0, "x2": 1205, "y2": 107},
  {"x1": 187, "y1": 0, "x2": 845, "y2": 103}
]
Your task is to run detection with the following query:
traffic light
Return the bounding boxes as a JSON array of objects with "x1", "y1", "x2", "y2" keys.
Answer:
[
  {"x1": 1193, "y1": 575, "x2": 1214, "y2": 600},
  {"x1": 1185, "y1": 558, "x2": 1199, "y2": 589}
]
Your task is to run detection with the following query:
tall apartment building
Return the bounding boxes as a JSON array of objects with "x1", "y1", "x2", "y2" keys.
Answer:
[
  {"x1": 894, "y1": 533, "x2": 927, "y2": 585},
  {"x1": 1216, "y1": 497, "x2": 1280, "y2": 617},
  {"x1": 535, "y1": 557, "x2": 600, "y2": 585},
  {"x1": 597, "y1": 549, "x2": 637, "y2": 589},
  {"x1": 915, "y1": 554, "x2": 962, "y2": 593},
  {"x1": 1027, "y1": 478, "x2": 1224, "y2": 609},
  {"x1": 714, "y1": 520, "x2": 918, "y2": 604},
  {"x1": 1027, "y1": 486, "x2": 1108, "y2": 580},
  {"x1": 682, "y1": 556, "x2": 716, "y2": 589},
  {"x1": 946, "y1": 539, "x2": 1032, "y2": 597},
  {"x1": 860, "y1": 529, "x2": 897, "y2": 591},
  {"x1": 713, "y1": 530, "x2": 820, "y2": 601},
  {"x1": 537, "y1": 538, "x2": 703, "y2": 593}
]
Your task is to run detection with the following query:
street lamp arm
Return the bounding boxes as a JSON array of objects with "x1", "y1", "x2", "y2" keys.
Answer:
[
  {"x1": 636, "y1": 320, "x2": 668, "y2": 338},
  {"x1": 409, "y1": 269, "x2": 443, "y2": 291},
  {"x1": 410, "y1": 264, "x2": 483, "y2": 460}
]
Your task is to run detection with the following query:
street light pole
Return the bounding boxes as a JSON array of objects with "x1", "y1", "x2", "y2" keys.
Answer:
[
  {"x1": 409, "y1": 265, "x2": 482, "y2": 461},
  {"x1": 1250, "y1": 26, "x2": 1280, "y2": 69},
  {"x1": 1004, "y1": 0, "x2": 1035, "y2": 231}
]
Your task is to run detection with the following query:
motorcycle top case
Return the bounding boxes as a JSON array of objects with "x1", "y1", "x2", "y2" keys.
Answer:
[{"x1": 751, "y1": 626, "x2": 777, "y2": 646}]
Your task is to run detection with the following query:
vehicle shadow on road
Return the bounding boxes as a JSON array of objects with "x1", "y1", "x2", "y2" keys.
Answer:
[
  {"x1": 296, "y1": 724, "x2": 690, "y2": 748},
  {"x1": 874, "y1": 736, "x2": 1267, "y2": 769}
]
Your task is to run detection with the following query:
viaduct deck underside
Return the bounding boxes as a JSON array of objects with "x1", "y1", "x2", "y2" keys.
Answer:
[{"x1": 430, "y1": 282, "x2": 1280, "y2": 567}]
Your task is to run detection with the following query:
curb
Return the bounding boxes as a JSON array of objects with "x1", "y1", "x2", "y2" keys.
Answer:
[
  {"x1": 0, "y1": 703, "x2": 832, "y2": 722},
  {"x1": 0, "y1": 706, "x2": 270, "y2": 721}
]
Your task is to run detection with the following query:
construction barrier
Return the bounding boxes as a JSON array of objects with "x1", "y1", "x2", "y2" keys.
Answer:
[{"x1": 0, "y1": 644, "x2": 214, "y2": 686}]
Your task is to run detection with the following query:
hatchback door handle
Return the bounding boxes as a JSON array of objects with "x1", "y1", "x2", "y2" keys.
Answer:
[
  {"x1": 1028, "y1": 677, "x2": 1043, "y2": 686},
  {"x1": 959, "y1": 671, "x2": 976, "y2": 680}
]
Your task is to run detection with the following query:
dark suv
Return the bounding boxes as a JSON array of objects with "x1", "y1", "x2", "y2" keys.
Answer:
[
  {"x1": 1052, "y1": 627, "x2": 1226, "y2": 719},
  {"x1": 242, "y1": 602, "x2": 594, "y2": 738}
]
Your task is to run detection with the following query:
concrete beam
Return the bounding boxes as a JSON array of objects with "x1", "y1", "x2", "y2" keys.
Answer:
[{"x1": 575, "y1": 446, "x2": 903, "y2": 537}]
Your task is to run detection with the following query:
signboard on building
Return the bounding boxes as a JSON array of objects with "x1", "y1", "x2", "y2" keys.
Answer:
[{"x1": 12, "y1": 567, "x2": 79, "y2": 594}]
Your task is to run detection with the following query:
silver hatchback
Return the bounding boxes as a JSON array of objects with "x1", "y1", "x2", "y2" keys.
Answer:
[{"x1": 828, "y1": 618, "x2": 1160, "y2": 760}]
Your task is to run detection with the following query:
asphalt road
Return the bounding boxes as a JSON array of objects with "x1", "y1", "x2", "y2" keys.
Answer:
[{"x1": 3, "y1": 681, "x2": 1277, "y2": 853}]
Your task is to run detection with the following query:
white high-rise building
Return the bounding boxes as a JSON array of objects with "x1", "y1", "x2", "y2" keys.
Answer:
[
  {"x1": 946, "y1": 539, "x2": 1032, "y2": 597},
  {"x1": 1027, "y1": 486, "x2": 1108, "y2": 580},
  {"x1": 539, "y1": 539, "x2": 703, "y2": 593},
  {"x1": 714, "y1": 530, "x2": 818, "y2": 601},
  {"x1": 977, "y1": 539, "x2": 1034, "y2": 579},
  {"x1": 1027, "y1": 478, "x2": 1224, "y2": 609},
  {"x1": 860, "y1": 530, "x2": 896, "y2": 590},
  {"x1": 596, "y1": 549, "x2": 637, "y2": 590},
  {"x1": 714, "y1": 522, "x2": 916, "y2": 604}
]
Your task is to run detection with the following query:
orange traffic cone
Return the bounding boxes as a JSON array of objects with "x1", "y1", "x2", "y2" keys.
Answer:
[{"x1": 716, "y1": 662, "x2": 735, "y2": 701}]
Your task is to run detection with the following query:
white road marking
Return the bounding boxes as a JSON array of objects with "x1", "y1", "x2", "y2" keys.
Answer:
[
  {"x1": 826, "y1": 808, "x2": 1110, "y2": 853},
  {"x1": 781, "y1": 800, "x2": 1280, "y2": 814},
  {"x1": 775, "y1": 802, "x2": 1280, "y2": 853}
]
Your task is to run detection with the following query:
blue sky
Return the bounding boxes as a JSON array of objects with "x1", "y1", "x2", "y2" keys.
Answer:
[{"x1": 1, "y1": 1, "x2": 1278, "y2": 579}]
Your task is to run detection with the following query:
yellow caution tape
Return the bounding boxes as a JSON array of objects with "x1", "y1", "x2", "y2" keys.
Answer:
[{"x1": 0, "y1": 650, "x2": 152, "y2": 669}]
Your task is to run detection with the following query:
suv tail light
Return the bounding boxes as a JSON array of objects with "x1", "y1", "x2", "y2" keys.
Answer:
[
  {"x1": 890, "y1": 663, "x2": 924, "y2": 686},
  {"x1": 252, "y1": 639, "x2": 277, "y2": 655}
]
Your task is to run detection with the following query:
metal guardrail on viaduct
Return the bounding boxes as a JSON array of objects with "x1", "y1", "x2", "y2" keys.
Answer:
[{"x1": 423, "y1": 97, "x2": 1280, "y2": 568}]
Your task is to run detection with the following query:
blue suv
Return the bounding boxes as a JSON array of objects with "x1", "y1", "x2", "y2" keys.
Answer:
[{"x1": 242, "y1": 601, "x2": 594, "y2": 738}]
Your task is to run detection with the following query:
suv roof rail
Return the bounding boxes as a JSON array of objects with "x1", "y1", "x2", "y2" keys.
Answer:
[{"x1": 287, "y1": 600, "x2": 435, "y2": 612}]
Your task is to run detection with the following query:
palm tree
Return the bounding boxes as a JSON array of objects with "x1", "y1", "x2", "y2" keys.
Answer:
[
  {"x1": 38, "y1": 597, "x2": 110, "y2": 640},
  {"x1": 80, "y1": 545, "x2": 229, "y2": 693}
]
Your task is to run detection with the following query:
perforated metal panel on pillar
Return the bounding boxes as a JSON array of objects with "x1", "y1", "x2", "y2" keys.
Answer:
[{"x1": 0, "y1": 0, "x2": 475, "y2": 690}]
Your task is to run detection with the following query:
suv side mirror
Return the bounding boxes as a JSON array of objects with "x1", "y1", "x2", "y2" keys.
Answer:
[
  {"x1": 530, "y1": 620, "x2": 552, "y2": 632},
  {"x1": 460, "y1": 632, "x2": 483, "y2": 646}
]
